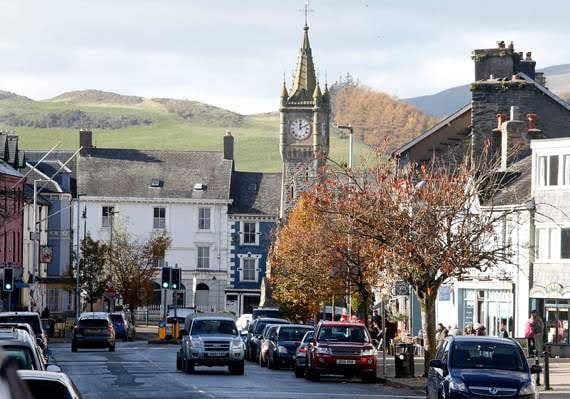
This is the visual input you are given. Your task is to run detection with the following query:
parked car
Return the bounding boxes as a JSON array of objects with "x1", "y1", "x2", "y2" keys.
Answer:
[
  {"x1": 0, "y1": 312, "x2": 48, "y2": 350},
  {"x1": 0, "y1": 323, "x2": 46, "y2": 364},
  {"x1": 110, "y1": 312, "x2": 135, "y2": 341},
  {"x1": 177, "y1": 314, "x2": 245, "y2": 375},
  {"x1": 0, "y1": 328, "x2": 58, "y2": 371},
  {"x1": 266, "y1": 324, "x2": 313, "y2": 370},
  {"x1": 236, "y1": 313, "x2": 252, "y2": 332},
  {"x1": 246, "y1": 317, "x2": 289, "y2": 361},
  {"x1": 427, "y1": 336, "x2": 540, "y2": 399},
  {"x1": 305, "y1": 321, "x2": 376, "y2": 382},
  {"x1": 18, "y1": 370, "x2": 82, "y2": 399},
  {"x1": 258, "y1": 325, "x2": 281, "y2": 367},
  {"x1": 252, "y1": 307, "x2": 283, "y2": 320},
  {"x1": 294, "y1": 330, "x2": 314, "y2": 378},
  {"x1": 72, "y1": 312, "x2": 115, "y2": 352}
]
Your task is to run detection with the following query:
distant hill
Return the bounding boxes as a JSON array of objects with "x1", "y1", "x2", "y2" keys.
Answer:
[
  {"x1": 404, "y1": 64, "x2": 570, "y2": 117},
  {"x1": 50, "y1": 89, "x2": 144, "y2": 105}
]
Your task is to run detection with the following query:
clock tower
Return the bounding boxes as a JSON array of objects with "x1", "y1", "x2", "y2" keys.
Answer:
[{"x1": 279, "y1": 23, "x2": 330, "y2": 218}]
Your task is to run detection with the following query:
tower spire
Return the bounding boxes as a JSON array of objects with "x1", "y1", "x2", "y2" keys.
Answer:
[{"x1": 289, "y1": 21, "x2": 317, "y2": 101}]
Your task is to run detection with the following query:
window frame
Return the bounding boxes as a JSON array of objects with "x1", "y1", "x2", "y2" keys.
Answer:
[
  {"x1": 240, "y1": 256, "x2": 258, "y2": 282},
  {"x1": 153, "y1": 207, "x2": 166, "y2": 230},
  {"x1": 198, "y1": 208, "x2": 211, "y2": 230},
  {"x1": 101, "y1": 205, "x2": 115, "y2": 228},
  {"x1": 240, "y1": 221, "x2": 259, "y2": 246},
  {"x1": 197, "y1": 246, "x2": 210, "y2": 269}
]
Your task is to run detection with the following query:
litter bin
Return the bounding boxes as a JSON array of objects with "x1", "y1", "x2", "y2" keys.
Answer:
[
  {"x1": 158, "y1": 320, "x2": 167, "y2": 340},
  {"x1": 394, "y1": 343, "x2": 414, "y2": 378}
]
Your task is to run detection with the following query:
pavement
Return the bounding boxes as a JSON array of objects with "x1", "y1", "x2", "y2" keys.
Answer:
[{"x1": 49, "y1": 342, "x2": 425, "y2": 399}]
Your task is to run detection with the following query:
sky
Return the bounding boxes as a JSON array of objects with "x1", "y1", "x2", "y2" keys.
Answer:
[{"x1": 1, "y1": 0, "x2": 569, "y2": 114}]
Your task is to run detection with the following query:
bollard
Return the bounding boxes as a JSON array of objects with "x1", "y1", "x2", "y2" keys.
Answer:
[
  {"x1": 534, "y1": 352, "x2": 541, "y2": 386},
  {"x1": 543, "y1": 351, "x2": 551, "y2": 391}
]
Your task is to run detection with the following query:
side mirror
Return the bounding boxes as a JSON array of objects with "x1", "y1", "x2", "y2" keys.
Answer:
[
  {"x1": 46, "y1": 364, "x2": 61, "y2": 372},
  {"x1": 429, "y1": 359, "x2": 446, "y2": 370},
  {"x1": 530, "y1": 364, "x2": 542, "y2": 374}
]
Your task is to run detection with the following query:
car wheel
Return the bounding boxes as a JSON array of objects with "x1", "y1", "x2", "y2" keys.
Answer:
[
  {"x1": 229, "y1": 362, "x2": 245, "y2": 375},
  {"x1": 176, "y1": 353, "x2": 182, "y2": 371},
  {"x1": 109, "y1": 344, "x2": 115, "y2": 352},
  {"x1": 294, "y1": 367, "x2": 304, "y2": 378},
  {"x1": 71, "y1": 343, "x2": 77, "y2": 353},
  {"x1": 184, "y1": 358, "x2": 194, "y2": 374}
]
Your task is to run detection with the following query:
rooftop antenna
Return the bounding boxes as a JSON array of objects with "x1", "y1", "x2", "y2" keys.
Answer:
[{"x1": 300, "y1": 0, "x2": 314, "y2": 28}]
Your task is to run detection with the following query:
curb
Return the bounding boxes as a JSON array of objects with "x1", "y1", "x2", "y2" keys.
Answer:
[{"x1": 376, "y1": 376, "x2": 426, "y2": 392}]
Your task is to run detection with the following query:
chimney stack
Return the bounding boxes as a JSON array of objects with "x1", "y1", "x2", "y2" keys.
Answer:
[
  {"x1": 223, "y1": 131, "x2": 234, "y2": 161},
  {"x1": 497, "y1": 106, "x2": 540, "y2": 169},
  {"x1": 79, "y1": 129, "x2": 92, "y2": 153}
]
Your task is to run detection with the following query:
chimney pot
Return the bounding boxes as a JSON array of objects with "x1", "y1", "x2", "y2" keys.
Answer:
[
  {"x1": 527, "y1": 113, "x2": 538, "y2": 130},
  {"x1": 496, "y1": 113, "x2": 507, "y2": 130},
  {"x1": 79, "y1": 129, "x2": 92, "y2": 152},
  {"x1": 525, "y1": 51, "x2": 533, "y2": 61},
  {"x1": 223, "y1": 130, "x2": 234, "y2": 161}
]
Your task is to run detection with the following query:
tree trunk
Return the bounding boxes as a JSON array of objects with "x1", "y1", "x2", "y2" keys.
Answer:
[{"x1": 419, "y1": 292, "x2": 437, "y2": 377}]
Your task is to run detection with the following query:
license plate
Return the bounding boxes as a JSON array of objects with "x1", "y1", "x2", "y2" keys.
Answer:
[
  {"x1": 336, "y1": 359, "x2": 356, "y2": 365},
  {"x1": 207, "y1": 352, "x2": 227, "y2": 357},
  {"x1": 86, "y1": 329, "x2": 100, "y2": 334}
]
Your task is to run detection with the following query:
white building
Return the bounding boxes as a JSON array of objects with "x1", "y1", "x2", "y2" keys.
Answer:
[{"x1": 74, "y1": 130, "x2": 234, "y2": 313}]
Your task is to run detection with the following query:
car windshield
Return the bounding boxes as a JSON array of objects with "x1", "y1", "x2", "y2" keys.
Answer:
[
  {"x1": 254, "y1": 320, "x2": 288, "y2": 335},
  {"x1": 317, "y1": 326, "x2": 369, "y2": 343},
  {"x1": 301, "y1": 331, "x2": 314, "y2": 344},
  {"x1": 3, "y1": 346, "x2": 34, "y2": 370},
  {"x1": 279, "y1": 327, "x2": 313, "y2": 341},
  {"x1": 191, "y1": 320, "x2": 237, "y2": 336},
  {"x1": 79, "y1": 319, "x2": 108, "y2": 328},
  {"x1": 253, "y1": 309, "x2": 282, "y2": 319},
  {"x1": 263, "y1": 326, "x2": 277, "y2": 338},
  {"x1": 451, "y1": 342, "x2": 526, "y2": 372},
  {"x1": 0, "y1": 316, "x2": 41, "y2": 335}
]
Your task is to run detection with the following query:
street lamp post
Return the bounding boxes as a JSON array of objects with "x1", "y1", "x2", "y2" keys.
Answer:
[{"x1": 337, "y1": 124, "x2": 354, "y2": 318}]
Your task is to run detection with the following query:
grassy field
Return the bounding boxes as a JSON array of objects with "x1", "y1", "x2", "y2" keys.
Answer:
[{"x1": 0, "y1": 91, "x2": 372, "y2": 172}]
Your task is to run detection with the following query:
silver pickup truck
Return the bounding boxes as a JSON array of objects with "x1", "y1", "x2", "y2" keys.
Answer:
[{"x1": 177, "y1": 314, "x2": 245, "y2": 375}]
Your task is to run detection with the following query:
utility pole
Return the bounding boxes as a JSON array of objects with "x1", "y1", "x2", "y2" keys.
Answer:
[
  {"x1": 337, "y1": 124, "x2": 354, "y2": 318},
  {"x1": 75, "y1": 194, "x2": 81, "y2": 319}
]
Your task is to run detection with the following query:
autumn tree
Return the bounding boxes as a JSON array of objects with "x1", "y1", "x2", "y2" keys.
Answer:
[
  {"x1": 269, "y1": 196, "x2": 344, "y2": 321},
  {"x1": 313, "y1": 150, "x2": 514, "y2": 374},
  {"x1": 109, "y1": 229, "x2": 171, "y2": 325},
  {"x1": 79, "y1": 235, "x2": 109, "y2": 312}
]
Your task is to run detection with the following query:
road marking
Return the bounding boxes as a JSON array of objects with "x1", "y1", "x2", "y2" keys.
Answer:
[{"x1": 201, "y1": 391, "x2": 423, "y2": 398}]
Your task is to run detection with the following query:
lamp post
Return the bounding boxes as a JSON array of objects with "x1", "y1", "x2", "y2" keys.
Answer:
[
  {"x1": 336, "y1": 124, "x2": 354, "y2": 318},
  {"x1": 108, "y1": 209, "x2": 119, "y2": 312}
]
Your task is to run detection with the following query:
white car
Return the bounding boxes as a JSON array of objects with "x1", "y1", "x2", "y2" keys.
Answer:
[
  {"x1": 18, "y1": 370, "x2": 82, "y2": 398},
  {"x1": 236, "y1": 314, "x2": 252, "y2": 332}
]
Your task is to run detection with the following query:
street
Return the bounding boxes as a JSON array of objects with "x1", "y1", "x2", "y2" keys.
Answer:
[{"x1": 49, "y1": 342, "x2": 424, "y2": 399}]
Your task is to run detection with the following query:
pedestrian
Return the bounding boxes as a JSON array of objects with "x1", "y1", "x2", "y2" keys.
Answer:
[
  {"x1": 498, "y1": 322, "x2": 509, "y2": 338},
  {"x1": 449, "y1": 324, "x2": 462, "y2": 336},
  {"x1": 524, "y1": 314, "x2": 535, "y2": 353},
  {"x1": 532, "y1": 310, "x2": 545, "y2": 355},
  {"x1": 475, "y1": 323, "x2": 486, "y2": 336},
  {"x1": 40, "y1": 307, "x2": 50, "y2": 319},
  {"x1": 435, "y1": 323, "x2": 448, "y2": 348}
]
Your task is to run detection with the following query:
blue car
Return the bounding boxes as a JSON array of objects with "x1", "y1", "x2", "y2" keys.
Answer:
[
  {"x1": 427, "y1": 336, "x2": 541, "y2": 399},
  {"x1": 266, "y1": 324, "x2": 314, "y2": 369}
]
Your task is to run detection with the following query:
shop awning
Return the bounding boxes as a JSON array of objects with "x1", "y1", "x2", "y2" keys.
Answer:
[{"x1": 530, "y1": 284, "x2": 570, "y2": 299}]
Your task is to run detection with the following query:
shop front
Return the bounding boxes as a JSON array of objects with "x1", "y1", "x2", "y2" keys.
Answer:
[{"x1": 530, "y1": 284, "x2": 570, "y2": 346}]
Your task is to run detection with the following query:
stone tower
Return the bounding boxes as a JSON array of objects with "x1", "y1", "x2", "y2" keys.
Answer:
[{"x1": 279, "y1": 23, "x2": 330, "y2": 218}]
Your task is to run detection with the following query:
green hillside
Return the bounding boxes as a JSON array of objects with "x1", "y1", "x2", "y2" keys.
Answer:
[{"x1": 0, "y1": 90, "x2": 372, "y2": 172}]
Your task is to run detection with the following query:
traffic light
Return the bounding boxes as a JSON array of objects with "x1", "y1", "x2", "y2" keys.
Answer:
[
  {"x1": 161, "y1": 267, "x2": 171, "y2": 289},
  {"x1": 4, "y1": 268, "x2": 13, "y2": 292},
  {"x1": 171, "y1": 268, "x2": 180, "y2": 290}
]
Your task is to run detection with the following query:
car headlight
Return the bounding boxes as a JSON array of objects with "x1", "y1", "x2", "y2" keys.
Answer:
[
  {"x1": 278, "y1": 345, "x2": 288, "y2": 354},
  {"x1": 316, "y1": 347, "x2": 330, "y2": 355},
  {"x1": 519, "y1": 382, "x2": 536, "y2": 395},
  {"x1": 190, "y1": 338, "x2": 203, "y2": 348},
  {"x1": 231, "y1": 338, "x2": 243, "y2": 349},
  {"x1": 448, "y1": 377, "x2": 468, "y2": 392},
  {"x1": 362, "y1": 348, "x2": 376, "y2": 356}
]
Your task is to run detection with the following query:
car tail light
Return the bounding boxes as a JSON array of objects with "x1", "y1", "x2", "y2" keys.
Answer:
[
  {"x1": 107, "y1": 325, "x2": 114, "y2": 332},
  {"x1": 298, "y1": 347, "x2": 307, "y2": 353}
]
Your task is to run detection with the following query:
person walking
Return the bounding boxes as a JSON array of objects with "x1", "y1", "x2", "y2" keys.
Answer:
[
  {"x1": 435, "y1": 323, "x2": 448, "y2": 348},
  {"x1": 524, "y1": 314, "x2": 535, "y2": 354},
  {"x1": 532, "y1": 310, "x2": 545, "y2": 355}
]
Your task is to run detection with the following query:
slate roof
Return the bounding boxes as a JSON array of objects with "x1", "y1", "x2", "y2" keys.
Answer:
[
  {"x1": 23, "y1": 150, "x2": 78, "y2": 196},
  {"x1": 484, "y1": 156, "x2": 532, "y2": 207},
  {"x1": 78, "y1": 148, "x2": 233, "y2": 200},
  {"x1": 229, "y1": 172, "x2": 281, "y2": 217},
  {"x1": 0, "y1": 160, "x2": 22, "y2": 178}
]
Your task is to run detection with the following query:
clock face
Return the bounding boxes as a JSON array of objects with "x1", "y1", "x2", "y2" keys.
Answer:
[{"x1": 289, "y1": 119, "x2": 311, "y2": 140}]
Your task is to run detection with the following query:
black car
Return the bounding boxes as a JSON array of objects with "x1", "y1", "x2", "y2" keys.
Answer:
[
  {"x1": 427, "y1": 336, "x2": 540, "y2": 399},
  {"x1": 266, "y1": 324, "x2": 313, "y2": 370},
  {"x1": 294, "y1": 330, "x2": 314, "y2": 378},
  {"x1": 72, "y1": 313, "x2": 116, "y2": 352},
  {"x1": 246, "y1": 317, "x2": 289, "y2": 361}
]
